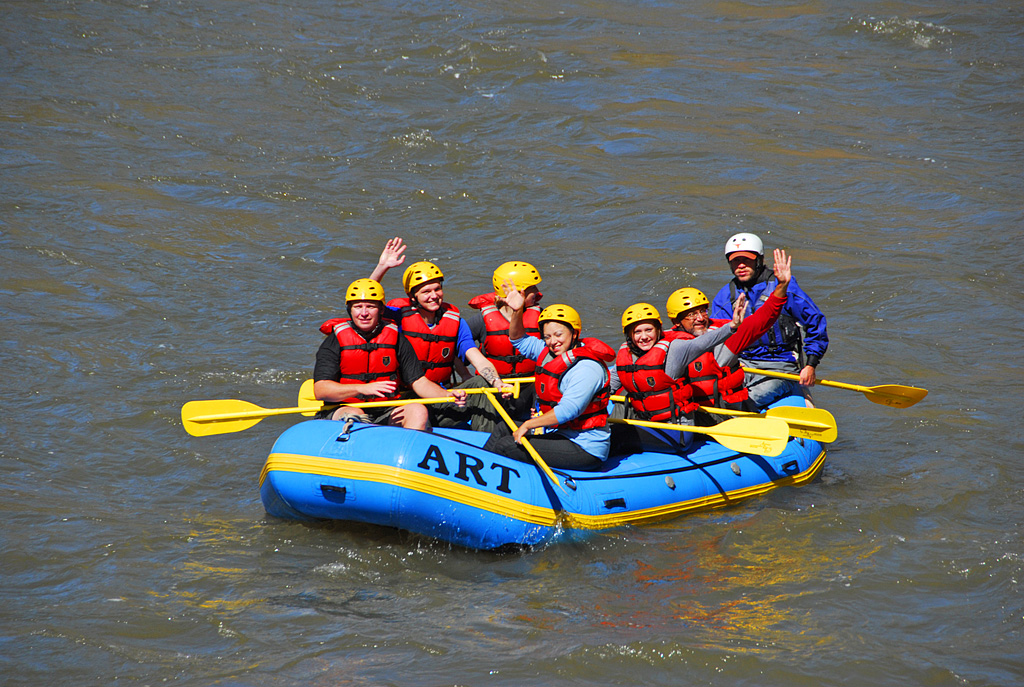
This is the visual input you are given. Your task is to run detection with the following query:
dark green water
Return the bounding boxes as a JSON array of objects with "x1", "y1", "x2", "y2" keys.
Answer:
[{"x1": 2, "y1": 1, "x2": 1022, "y2": 684}]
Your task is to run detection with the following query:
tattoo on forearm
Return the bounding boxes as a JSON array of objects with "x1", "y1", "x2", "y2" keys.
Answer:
[{"x1": 482, "y1": 368, "x2": 499, "y2": 385}]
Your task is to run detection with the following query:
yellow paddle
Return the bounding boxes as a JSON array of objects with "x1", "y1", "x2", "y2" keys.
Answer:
[
  {"x1": 742, "y1": 367, "x2": 928, "y2": 409},
  {"x1": 608, "y1": 416, "x2": 789, "y2": 457},
  {"x1": 698, "y1": 405, "x2": 838, "y2": 443},
  {"x1": 290, "y1": 379, "x2": 562, "y2": 490},
  {"x1": 480, "y1": 390, "x2": 568, "y2": 495},
  {"x1": 610, "y1": 395, "x2": 834, "y2": 443},
  {"x1": 297, "y1": 377, "x2": 531, "y2": 414},
  {"x1": 182, "y1": 387, "x2": 511, "y2": 437},
  {"x1": 297, "y1": 378, "x2": 320, "y2": 416}
]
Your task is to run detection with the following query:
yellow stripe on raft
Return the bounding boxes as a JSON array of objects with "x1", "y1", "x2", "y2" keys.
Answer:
[
  {"x1": 259, "y1": 448, "x2": 827, "y2": 532},
  {"x1": 261, "y1": 452, "x2": 560, "y2": 527},
  {"x1": 569, "y1": 449, "x2": 827, "y2": 530}
]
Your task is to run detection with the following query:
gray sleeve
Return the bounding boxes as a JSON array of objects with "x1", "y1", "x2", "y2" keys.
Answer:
[
  {"x1": 715, "y1": 343, "x2": 739, "y2": 368},
  {"x1": 665, "y1": 326, "x2": 734, "y2": 378}
]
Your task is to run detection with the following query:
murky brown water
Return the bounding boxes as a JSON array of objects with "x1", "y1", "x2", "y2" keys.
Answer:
[{"x1": 3, "y1": 1, "x2": 1022, "y2": 684}]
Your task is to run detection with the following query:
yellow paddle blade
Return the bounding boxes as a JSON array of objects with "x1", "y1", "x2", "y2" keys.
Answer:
[
  {"x1": 741, "y1": 367, "x2": 928, "y2": 409},
  {"x1": 699, "y1": 405, "x2": 838, "y2": 443},
  {"x1": 609, "y1": 416, "x2": 789, "y2": 457},
  {"x1": 182, "y1": 399, "x2": 275, "y2": 437},
  {"x1": 764, "y1": 406, "x2": 838, "y2": 443},
  {"x1": 186, "y1": 385, "x2": 504, "y2": 438},
  {"x1": 711, "y1": 417, "x2": 789, "y2": 456},
  {"x1": 297, "y1": 379, "x2": 322, "y2": 415},
  {"x1": 863, "y1": 384, "x2": 928, "y2": 409}
]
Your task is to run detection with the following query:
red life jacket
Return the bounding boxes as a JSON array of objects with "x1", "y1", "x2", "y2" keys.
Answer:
[
  {"x1": 387, "y1": 298, "x2": 461, "y2": 386},
  {"x1": 468, "y1": 292, "x2": 542, "y2": 377},
  {"x1": 319, "y1": 317, "x2": 402, "y2": 404},
  {"x1": 614, "y1": 340, "x2": 697, "y2": 421},
  {"x1": 535, "y1": 337, "x2": 615, "y2": 431},
  {"x1": 668, "y1": 320, "x2": 748, "y2": 407}
]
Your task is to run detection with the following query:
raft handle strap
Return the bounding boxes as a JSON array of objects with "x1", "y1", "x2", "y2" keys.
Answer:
[{"x1": 337, "y1": 416, "x2": 356, "y2": 441}]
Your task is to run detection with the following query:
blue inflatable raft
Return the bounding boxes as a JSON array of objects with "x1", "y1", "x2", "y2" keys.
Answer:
[{"x1": 259, "y1": 410, "x2": 826, "y2": 550}]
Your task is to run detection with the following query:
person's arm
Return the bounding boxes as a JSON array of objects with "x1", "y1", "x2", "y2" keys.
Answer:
[
  {"x1": 313, "y1": 335, "x2": 341, "y2": 383},
  {"x1": 664, "y1": 326, "x2": 734, "y2": 378},
  {"x1": 448, "y1": 318, "x2": 477, "y2": 384},
  {"x1": 511, "y1": 360, "x2": 604, "y2": 442},
  {"x1": 608, "y1": 364, "x2": 622, "y2": 395},
  {"x1": 503, "y1": 287, "x2": 550, "y2": 361},
  {"x1": 453, "y1": 319, "x2": 479, "y2": 363},
  {"x1": 786, "y1": 278, "x2": 828, "y2": 386},
  {"x1": 410, "y1": 375, "x2": 466, "y2": 407},
  {"x1": 511, "y1": 408, "x2": 560, "y2": 442},
  {"x1": 396, "y1": 336, "x2": 466, "y2": 406},
  {"x1": 368, "y1": 237, "x2": 406, "y2": 283},
  {"x1": 549, "y1": 360, "x2": 605, "y2": 424},
  {"x1": 729, "y1": 292, "x2": 748, "y2": 328},
  {"x1": 511, "y1": 333, "x2": 546, "y2": 360},
  {"x1": 314, "y1": 379, "x2": 399, "y2": 402},
  {"x1": 465, "y1": 347, "x2": 504, "y2": 388},
  {"x1": 501, "y1": 280, "x2": 527, "y2": 340}
]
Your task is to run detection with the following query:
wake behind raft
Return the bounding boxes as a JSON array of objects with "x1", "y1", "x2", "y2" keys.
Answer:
[{"x1": 259, "y1": 397, "x2": 826, "y2": 550}]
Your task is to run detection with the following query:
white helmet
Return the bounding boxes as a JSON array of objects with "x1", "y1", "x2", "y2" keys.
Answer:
[{"x1": 724, "y1": 232, "x2": 764, "y2": 260}]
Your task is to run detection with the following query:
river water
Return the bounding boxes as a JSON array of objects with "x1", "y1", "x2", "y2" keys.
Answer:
[{"x1": 2, "y1": 0, "x2": 1022, "y2": 684}]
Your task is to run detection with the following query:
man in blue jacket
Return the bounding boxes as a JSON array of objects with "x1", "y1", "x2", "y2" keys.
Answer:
[{"x1": 711, "y1": 232, "x2": 828, "y2": 408}]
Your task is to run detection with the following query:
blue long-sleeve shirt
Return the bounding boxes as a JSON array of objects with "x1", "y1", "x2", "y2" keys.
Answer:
[
  {"x1": 711, "y1": 272, "x2": 828, "y2": 366},
  {"x1": 511, "y1": 335, "x2": 610, "y2": 459}
]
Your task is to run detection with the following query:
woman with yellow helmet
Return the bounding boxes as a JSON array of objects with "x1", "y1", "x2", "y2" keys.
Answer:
[
  {"x1": 482, "y1": 284, "x2": 615, "y2": 470},
  {"x1": 611, "y1": 298, "x2": 745, "y2": 430}
]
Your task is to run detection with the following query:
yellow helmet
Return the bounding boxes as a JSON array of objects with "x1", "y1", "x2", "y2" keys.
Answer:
[
  {"x1": 492, "y1": 260, "x2": 541, "y2": 295},
  {"x1": 538, "y1": 304, "x2": 581, "y2": 333},
  {"x1": 346, "y1": 278, "x2": 385, "y2": 304},
  {"x1": 665, "y1": 288, "x2": 709, "y2": 320},
  {"x1": 621, "y1": 303, "x2": 661, "y2": 335},
  {"x1": 402, "y1": 261, "x2": 444, "y2": 294}
]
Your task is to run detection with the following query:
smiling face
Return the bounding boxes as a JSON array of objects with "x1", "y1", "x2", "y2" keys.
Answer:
[
  {"x1": 629, "y1": 321, "x2": 661, "y2": 352},
  {"x1": 411, "y1": 279, "x2": 444, "y2": 314},
  {"x1": 349, "y1": 300, "x2": 382, "y2": 332},
  {"x1": 675, "y1": 306, "x2": 710, "y2": 336},
  {"x1": 542, "y1": 321, "x2": 576, "y2": 356}
]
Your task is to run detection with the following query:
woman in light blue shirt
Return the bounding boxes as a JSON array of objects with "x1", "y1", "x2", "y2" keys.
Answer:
[{"x1": 483, "y1": 285, "x2": 614, "y2": 470}]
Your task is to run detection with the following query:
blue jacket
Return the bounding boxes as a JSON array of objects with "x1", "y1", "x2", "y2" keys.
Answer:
[{"x1": 711, "y1": 270, "x2": 828, "y2": 367}]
